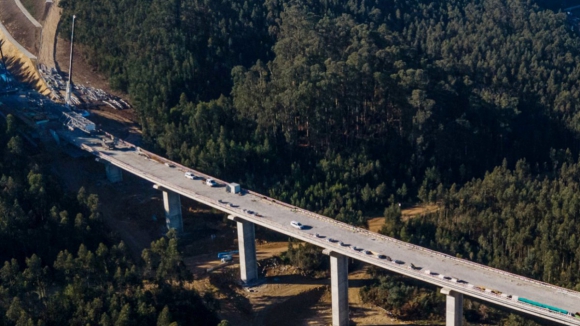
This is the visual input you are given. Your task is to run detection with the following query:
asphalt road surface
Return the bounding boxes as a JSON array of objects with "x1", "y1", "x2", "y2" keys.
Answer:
[{"x1": 60, "y1": 129, "x2": 580, "y2": 325}]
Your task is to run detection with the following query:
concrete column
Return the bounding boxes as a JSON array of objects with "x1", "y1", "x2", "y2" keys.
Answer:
[
  {"x1": 153, "y1": 185, "x2": 183, "y2": 233},
  {"x1": 162, "y1": 190, "x2": 183, "y2": 232},
  {"x1": 441, "y1": 288, "x2": 463, "y2": 326},
  {"x1": 105, "y1": 163, "x2": 123, "y2": 183},
  {"x1": 229, "y1": 215, "x2": 257, "y2": 285},
  {"x1": 324, "y1": 250, "x2": 349, "y2": 326}
]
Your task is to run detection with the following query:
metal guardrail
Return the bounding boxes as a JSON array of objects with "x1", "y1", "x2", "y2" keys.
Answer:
[
  {"x1": 75, "y1": 133, "x2": 580, "y2": 323},
  {"x1": 88, "y1": 134, "x2": 580, "y2": 296}
]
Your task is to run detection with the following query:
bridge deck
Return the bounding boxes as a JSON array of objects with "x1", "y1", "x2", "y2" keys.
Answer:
[{"x1": 62, "y1": 130, "x2": 580, "y2": 325}]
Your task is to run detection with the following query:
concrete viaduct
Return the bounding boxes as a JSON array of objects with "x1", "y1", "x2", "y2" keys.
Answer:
[{"x1": 60, "y1": 129, "x2": 580, "y2": 326}]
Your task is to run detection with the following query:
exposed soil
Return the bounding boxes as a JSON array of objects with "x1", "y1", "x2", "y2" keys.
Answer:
[
  {"x1": 301, "y1": 267, "x2": 409, "y2": 326},
  {"x1": 367, "y1": 204, "x2": 440, "y2": 233},
  {"x1": 4, "y1": 4, "x2": 439, "y2": 324},
  {"x1": 54, "y1": 35, "x2": 141, "y2": 137},
  {"x1": 0, "y1": 0, "x2": 40, "y2": 54},
  {"x1": 38, "y1": 0, "x2": 59, "y2": 68},
  {"x1": 20, "y1": 0, "x2": 46, "y2": 22},
  {"x1": 54, "y1": 36, "x2": 130, "y2": 104}
]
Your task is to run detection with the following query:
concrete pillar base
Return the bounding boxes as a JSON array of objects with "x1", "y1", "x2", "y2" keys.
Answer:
[
  {"x1": 441, "y1": 288, "x2": 463, "y2": 326},
  {"x1": 324, "y1": 250, "x2": 349, "y2": 326},
  {"x1": 154, "y1": 185, "x2": 183, "y2": 233},
  {"x1": 105, "y1": 163, "x2": 123, "y2": 183},
  {"x1": 229, "y1": 215, "x2": 258, "y2": 284}
]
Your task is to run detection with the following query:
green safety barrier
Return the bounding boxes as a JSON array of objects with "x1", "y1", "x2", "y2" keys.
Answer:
[{"x1": 517, "y1": 297, "x2": 569, "y2": 315}]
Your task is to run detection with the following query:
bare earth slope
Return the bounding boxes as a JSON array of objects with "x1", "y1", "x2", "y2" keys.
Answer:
[{"x1": 0, "y1": 0, "x2": 40, "y2": 54}]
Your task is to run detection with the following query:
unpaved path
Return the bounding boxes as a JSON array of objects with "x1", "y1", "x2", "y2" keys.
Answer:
[
  {"x1": 367, "y1": 204, "x2": 440, "y2": 233},
  {"x1": 38, "y1": 0, "x2": 59, "y2": 68}
]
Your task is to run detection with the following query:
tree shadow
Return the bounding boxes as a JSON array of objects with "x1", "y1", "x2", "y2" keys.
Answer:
[{"x1": 2, "y1": 55, "x2": 42, "y2": 90}]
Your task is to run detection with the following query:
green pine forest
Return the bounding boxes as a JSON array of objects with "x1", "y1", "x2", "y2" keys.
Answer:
[
  {"x1": 0, "y1": 0, "x2": 571, "y2": 323},
  {"x1": 0, "y1": 116, "x2": 219, "y2": 325}
]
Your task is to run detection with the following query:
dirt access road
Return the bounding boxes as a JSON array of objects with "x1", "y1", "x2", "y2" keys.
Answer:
[
  {"x1": 0, "y1": 0, "x2": 40, "y2": 55},
  {"x1": 6, "y1": 1, "x2": 436, "y2": 323},
  {"x1": 37, "y1": 0, "x2": 59, "y2": 68},
  {"x1": 367, "y1": 204, "x2": 440, "y2": 233}
]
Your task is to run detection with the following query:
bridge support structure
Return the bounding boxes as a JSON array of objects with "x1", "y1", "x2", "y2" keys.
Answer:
[
  {"x1": 153, "y1": 185, "x2": 183, "y2": 233},
  {"x1": 105, "y1": 163, "x2": 123, "y2": 183},
  {"x1": 441, "y1": 288, "x2": 463, "y2": 326},
  {"x1": 228, "y1": 215, "x2": 258, "y2": 285},
  {"x1": 323, "y1": 249, "x2": 349, "y2": 326}
]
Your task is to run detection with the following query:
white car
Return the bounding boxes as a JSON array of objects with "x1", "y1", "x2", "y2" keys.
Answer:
[
  {"x1": 184, "y1": 172, "x2": 195, "y2": 180},
  {"x1": 205, "y1": 178, "x2": 217, "y2": 187},
  {"x1": 290, "y1": 221, "x2": 304, "y2": 230}
]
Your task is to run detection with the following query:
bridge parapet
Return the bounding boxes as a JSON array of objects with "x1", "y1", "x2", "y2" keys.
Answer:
[{"x1": 72, "y1": 132, "x2": 580, "y2": 324}]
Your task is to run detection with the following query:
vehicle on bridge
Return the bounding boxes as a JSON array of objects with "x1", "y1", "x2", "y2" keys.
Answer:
[
  {"x1": 205, "y1": 178, "x2": 218, "y2": 187},
  {"x1": 226, "y1": 182, "x2": 241, "y2": 194},
  {"x1": 290, "y1": 221, "x2": 305, "y2": 229}
]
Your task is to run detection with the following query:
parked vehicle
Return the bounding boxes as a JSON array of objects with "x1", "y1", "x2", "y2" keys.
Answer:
[{"x1": 184, "y1": 172, "x2": 195, "y2": 179}]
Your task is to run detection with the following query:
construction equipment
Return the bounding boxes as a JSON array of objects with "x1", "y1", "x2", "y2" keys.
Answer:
[{"x1": 61, "y1": 111, "x2": 96, "y2": 134}]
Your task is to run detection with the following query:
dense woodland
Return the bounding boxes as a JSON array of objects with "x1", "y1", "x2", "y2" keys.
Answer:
[
  {"x1": 0, "y1": 115, "x2": 219, "y2": 325},
  {"x1": 50, "y1": 0, "x2": 580, "y2": 322}
]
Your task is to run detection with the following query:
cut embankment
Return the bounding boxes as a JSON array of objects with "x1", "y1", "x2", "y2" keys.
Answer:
[
  {"x1": 14, "y1": 0, "x2": 42, "y2": 28},
  {"x1": 0, "y1": 21, "x2": 49, "y2": 94}
]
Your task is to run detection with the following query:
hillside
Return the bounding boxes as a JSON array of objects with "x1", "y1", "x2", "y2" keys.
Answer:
[{"x1": 22, "y1": 0, "x2": 580, "y2": 322}]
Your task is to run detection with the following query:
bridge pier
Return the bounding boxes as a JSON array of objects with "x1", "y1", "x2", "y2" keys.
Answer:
[
  {"x1": 153, "y1": 185, "x2": 183, "y2": 233},
  {"x1": 441, "y1": 288, "x2": 463, "y2": 326},
  {"x1": 323, "y1": 249, "x2": 349, "y2": 326},
  {"x1": 228, "y1": 215, "x2": 258, "y2": 285},
  {"x1": 105, "y1": 163, "x2": 123, "y2": 183}
]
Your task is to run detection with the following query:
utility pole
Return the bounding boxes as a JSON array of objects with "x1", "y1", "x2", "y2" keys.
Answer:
[{"x1": 65, "y1": 14, "x2": 76, "y2": 107}]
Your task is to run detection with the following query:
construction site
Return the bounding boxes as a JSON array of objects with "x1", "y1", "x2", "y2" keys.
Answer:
[{"x1": 0, "y1": 0, "x2": 431, "y2": 324}]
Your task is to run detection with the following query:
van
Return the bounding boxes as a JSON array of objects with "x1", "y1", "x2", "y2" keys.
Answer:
[{"x1": 226, "y1": 183, "x2": 241, "y2": 194}]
